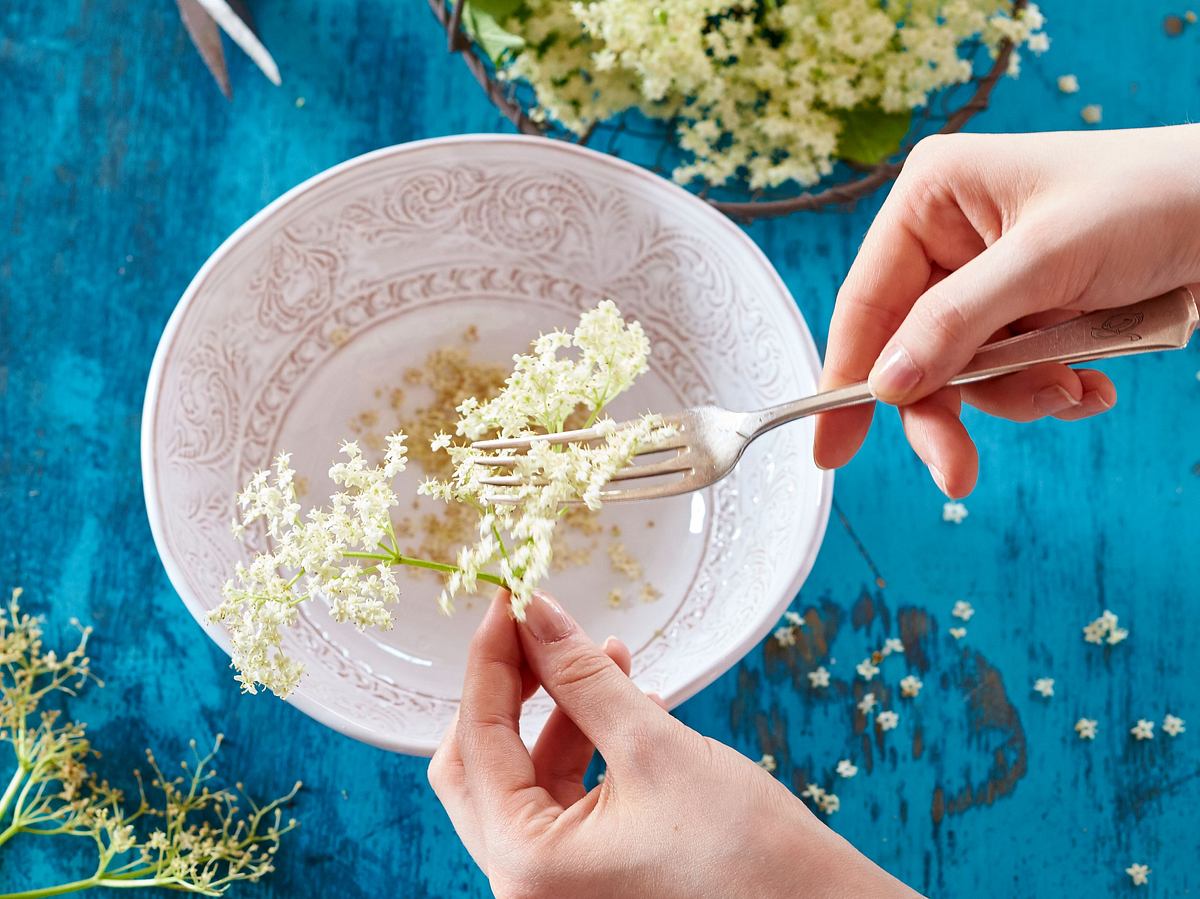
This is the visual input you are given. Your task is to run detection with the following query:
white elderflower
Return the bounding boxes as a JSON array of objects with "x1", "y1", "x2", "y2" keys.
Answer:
[
  {"x1": 1033, "y1": 678, "x2": 1055, "y2": 698},
  {"x1": 856, "y1": 659, "x2": 880, "y2": 681},
  {"x1": 1057, "y1": 73, "x2": 1079, "y2": 93},
  {"x1": 949, "y1": 627, "x2": 967, "y2": 640},
  {"x1": 1081, "y1": 104, "x2": 1102, "y2": 124},
  {"x1": 1130, "y1": 719, "x2": 1155, "y2": 741},
  {"x1": 942, "y1": 501, "x2": 968, "y2": 524},
  {"x1": 774, "y1": 626, "x2": 798, "y2": 647},
  {"x1": 801, "y1": 783, "x2": 839, "y2": 816},
  {"x1": 1162, "y1": 714, "x2": 1186, "y2": 737},
  {"x1": 784, "y1": 610, "x2": 805, "y2": 628},
  {"x1": 219, "y1": 301, "x2": 666, "y2": 695},
  {"x1": 1074, "y1": 718, "x2": 1098, "y2": 740},
  {"x1": 857, "y1": 692, "x2": 877, "y2": 715},
  {"x1": 951, "y1": 600, "x2": 974, "y2": 621},
  {"x1": 876, "y1": 710, "x2": 900, "y2": 731},
  {"x1": 808, "y1": 665, "x2": 831, "y2": 689},
  {"x1": 836, "y1": 759, "x2": 858, "y2": 779},
  {"x1": 1125, "y1": 863, "x2": 1150, "y2": 886},
  {"x1": 882, "y1": 637, "x2": 904, "y2": 655},
  {"x1": 1082, "y1": 609, "x2": 1128, "y2": 647},
  {"x1": 757, "y1": 754, "x2": 777, "y2": 773},
  {"x1": 900, "y1": 675, "x2": 923, "y2": 698},
  {"x1": 497, "y1": 0, "x2": 1047, "y2": 192}
]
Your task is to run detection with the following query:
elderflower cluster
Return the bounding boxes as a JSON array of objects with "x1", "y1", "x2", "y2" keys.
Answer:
[
  {"x1": 499, "y1": 0, "x2": 1047, "y2": 189},
  {"x1": 1, "y1": 590, "x2": 298, "y2": 896},
  {"x1": 425, "y1": 300, "x2": 673, "y2": 617},
  {"x1": 213, "y1": 438, "x2": 410, "y2": 697}
]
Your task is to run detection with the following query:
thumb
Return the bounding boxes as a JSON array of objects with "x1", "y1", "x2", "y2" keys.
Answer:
[
  {"x1": 868, "y1": 226, "x2": 1066, "y2": 405},
  {"x1": 516, "y1": 591, "x2": 673, "y2": 769}
]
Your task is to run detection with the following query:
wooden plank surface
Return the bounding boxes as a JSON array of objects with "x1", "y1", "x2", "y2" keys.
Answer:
[{"x1": 1, "y1": 1, "x2": 1198, "y2": 895}]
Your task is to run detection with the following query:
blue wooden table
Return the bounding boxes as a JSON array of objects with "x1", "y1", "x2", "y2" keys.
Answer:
[{"x1": 2, "y1": 2, "x2": 1198, "y2": 896}]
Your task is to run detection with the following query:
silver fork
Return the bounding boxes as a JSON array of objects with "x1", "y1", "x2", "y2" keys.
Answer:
[{"x1": 472, "y1": 287, "x2": 1199, "y2": 504}]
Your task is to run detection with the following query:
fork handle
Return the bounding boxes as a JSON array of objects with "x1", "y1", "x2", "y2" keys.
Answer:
[{"x1": 744, "y1": 286, "x2": 1199, "y2": 439}]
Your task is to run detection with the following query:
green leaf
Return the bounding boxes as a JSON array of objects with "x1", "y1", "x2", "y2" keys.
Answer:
[
  {"x1": 462, "y1": 2, "x2": 524, "y2": 64},
  {"x1": 470, "y1": 0, "x2": 524, "y2": 18},
  {"x1": 834, "y1": 105, "x2": 912, "y2": 165}
]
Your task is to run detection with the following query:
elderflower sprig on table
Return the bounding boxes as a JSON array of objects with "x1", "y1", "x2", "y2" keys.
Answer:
[
  {"x1": 476, "y1": 0, "x2": 1048, "y2": 190},
  {"x1": 216, "y1": 300, "x2": 670, "y2": 697},
  {"x1": 0, "y1": 589, "x2": 298, "y2": 899}
]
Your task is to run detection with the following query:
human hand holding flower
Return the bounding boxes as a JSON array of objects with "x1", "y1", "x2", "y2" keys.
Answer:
[
  {"x1": 816, "y1": 125, "x2": 1200, "y2": 497},
  {"x1": 429, "y1": 590, "x2": 921, "y2": 899}
]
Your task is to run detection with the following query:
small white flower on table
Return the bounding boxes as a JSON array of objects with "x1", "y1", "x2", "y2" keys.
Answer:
[
  {"x1": 900, "y1": 675, "x2": 923, "y2": 698},
  {"x1": 773, "y1": 626, "x2": 797, "y2": 647},
  {"x1": 857, "y1": 693, "x2": 877, "y2": 715},
  {"x1": 951, "y1": 600, "x2": 974, "y2": 621},
  {"x1": 1074, "y1": 718, "x2": 1098, "y2": 740},
  {"x1": 807, "y1": 666, "x2": 831, "y2": 689},
  {"x1": 784, "y1": 611, "x2": 805, "y2": 627},
  {"x1": 836, "y1": 759, "x2": 858, "y2": 779},
  {"x1": 949, "y1": 627, "x2": 967, "y2": 640},
  {"x1": 882, "y1": 637, "x2": 904, "y2": 655},
  {"x1": 1057, "y1": 73, "x2": 1080, "y2": 93},
  {"x1": 1081, "y1": 104, "x2": 1103, "y2": 124},
  {"x1": 1082, "y1": 609, "x2": 1128, "y2": 646},
  {"x1": 757, "y1": 754, "x2": 777, "y2": 773},
  {"x1": 856, "y1": 658, "x2": 880, "y2": 681},
  {"x1": 1130, "y1": 719, "x2": 1155, "y2": 741},
  {"x1": 1033, "y1": 678, "x2": 1055, "y2": 698},
  {"x1": 876, "y1": 710, "x2": 900, "y2": 732},
  {"x1": 1162, "y1": 714, "x2": 1186, "y2": 737},
  {"x1": 1125, "y1": 863, "x2": 1150, "y2": 886},
  {"x1": 942, "y1": 501, "x2": 968, "y2": 524}
]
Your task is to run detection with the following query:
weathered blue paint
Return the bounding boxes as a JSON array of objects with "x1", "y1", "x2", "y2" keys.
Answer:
[{"x1": 1, "y1": 2, "x2": 1198, "y2": 896}]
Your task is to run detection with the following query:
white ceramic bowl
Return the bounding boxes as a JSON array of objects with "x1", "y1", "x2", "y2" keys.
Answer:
[{"x1": 142, "y1": 135, "x2": 832, "y2": 756}]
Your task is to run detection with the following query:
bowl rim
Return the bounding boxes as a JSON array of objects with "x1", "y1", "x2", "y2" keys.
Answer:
[{"x1": 141, "y1": 132, "x2": 834, "y2": 755}]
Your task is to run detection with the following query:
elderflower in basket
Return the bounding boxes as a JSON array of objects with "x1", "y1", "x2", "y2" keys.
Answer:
[{"x1": 213, "y1": 301, "x2": 673, "y2": 698}]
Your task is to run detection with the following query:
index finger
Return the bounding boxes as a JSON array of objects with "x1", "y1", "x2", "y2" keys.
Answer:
[
  {"x1": 814, "y1": 212, "x2": 932, "y2": 469},
  {"x1": 457, "y1": 590, "x2": 557, "y2": 820}
]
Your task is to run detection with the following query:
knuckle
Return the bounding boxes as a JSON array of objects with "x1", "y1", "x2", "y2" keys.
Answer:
[{"x1": 549, "y1": 648, "x2": 613, "y2": 694}]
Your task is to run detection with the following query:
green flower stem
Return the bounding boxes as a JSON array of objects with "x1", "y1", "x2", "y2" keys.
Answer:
[
  {"x1": 0, "y1": 822, "x2": 21, "y2": 850},
  {"x1": 0, "y1": 873, "x2": 169, "y2": 899},
  {"x1": 340, "y1": 551, "x2": 507, "y2": 589},
  {"x1": 0, "y1": 765, "x2": 27, "y2": 823},
  {"x1": 394, "y1": 555, "x2": 507, "y2": 588}
]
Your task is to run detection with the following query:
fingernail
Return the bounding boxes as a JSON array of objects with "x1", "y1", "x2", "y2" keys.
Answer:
[
  {"x1": 929, "y1": 465, "x2": 950, "y2": 497},
  {"x1": 1081, "y1": 390, "x2": 1114, "y2": 414},
  {"x1": 522, "y1": 591, "x2": 573, "y2": 644},
  {"x1": 1034, "y1": 385, "x2": 1080, "y2": 416},
  {"x1": 869, "y1": 345, "x2": 922, "y2": 401}
]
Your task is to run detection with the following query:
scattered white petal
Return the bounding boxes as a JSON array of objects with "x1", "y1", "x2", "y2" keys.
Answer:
[
  {"x1": 1074, "y1": 718, "x2": 1098, "y2": 740},
  {"x1": 942, "y1": 501, "x2": 968, "y2": 524},
  {"x1": 949, "y1": 627, "x2": 967, "y2": 640},
  {"x1": 784, "y1": 611, "x2": 805, "y2": 627},
  {"x1": 1163, "y1": 714, "x2": 1186, "y2": 737},
  {"x1": 807, "y1": 665, "x2": 830, "y2": 689},
  {"x1": 1130, "y1": 719, "x2": 1155, "y2": 741},
  {"x1": 951, "y1": 600, "x2": 974, "y2": 621},
  {"x1": 899, "y1": 675, "x2": 923, "y2": 698},
  {"x1": 757, "y1": 754, "x2": 777, "y2": 772},
  {"x1": 836, "y1": 759, "x2": 858, "y2": 779},
  {"x1": 883, "y1": 637, "x2": 904, "y2": 655},
  {"x1": 857, "y1": 692, "x2": 877, "y2": 714},
  {"x1": 1057, "y1": 73, "x2": 1080, "y2": 93},
  {"x1": 1081, "y1": 104, "x2": 1102, "y2": 124},
  {"x1": 774, "y1": 626, "x2": 797, "y2": 647},
  {"x1": 856, "y1": 659, "x2": 880, "y2": 681},
  {"x1": 1125, "y1": 863, "x2": 1150, "y2": 886},
  {"x1": 876, "y1": 710, "x2": 899, "y2": 731},
  {"x1": 1033, "y1": 677, "x2": 1055, "y2": 698}
]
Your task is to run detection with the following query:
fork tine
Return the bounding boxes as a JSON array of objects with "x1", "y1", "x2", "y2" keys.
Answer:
[
  {"x1": 607, "y1": 450, "x2": 692, "y2": 482},
  {"x1": 470, "y1": 455, "x2": 519, "y2": 468},
  {"x1": 470, "y1": 423, "x2": 609, "y2": 452},
  {"x1": 483, "y1": 474, "x2": 697, "y2": 506}
]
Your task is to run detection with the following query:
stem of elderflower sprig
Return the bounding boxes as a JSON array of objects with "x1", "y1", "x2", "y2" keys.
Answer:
[{"x1": 341, "y1": 550, "x2": 508, "y2": 588}]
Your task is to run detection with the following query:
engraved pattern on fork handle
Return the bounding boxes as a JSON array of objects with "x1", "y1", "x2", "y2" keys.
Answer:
[{"x1": 744, "y1": 286, "x2": 1199, "y2": 439}]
